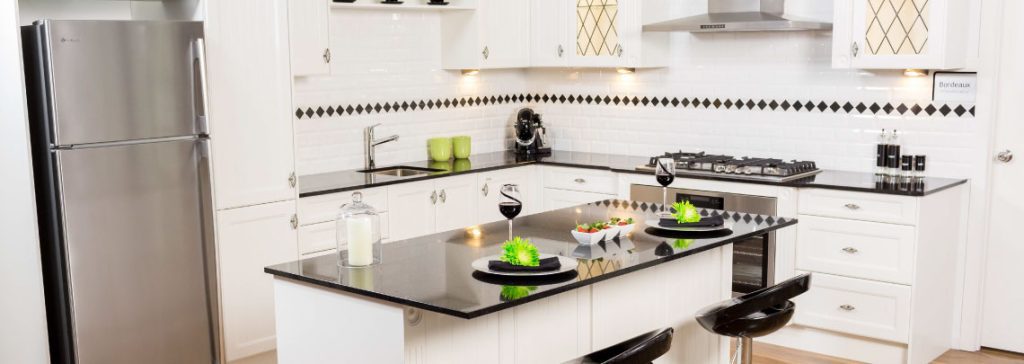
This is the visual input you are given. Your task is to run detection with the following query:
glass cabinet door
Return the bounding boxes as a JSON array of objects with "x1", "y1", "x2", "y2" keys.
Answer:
[
  {"x1": 852, "y1": 0, "x2": 940, "y2": 68},
  {"x1": 571, "y1": 0, "x2": 623, "y2": 66},
  {"x1": 864, "y1": 0, "x2": 929, "y2": 56}
]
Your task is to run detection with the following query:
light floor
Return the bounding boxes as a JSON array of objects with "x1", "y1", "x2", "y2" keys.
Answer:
[
  {"x1": 233, "y1": 344, "x2": 1024, "y2": 364},
  {"x1": 745, "y1": 342, "x2": 1024, "y2": 364}
]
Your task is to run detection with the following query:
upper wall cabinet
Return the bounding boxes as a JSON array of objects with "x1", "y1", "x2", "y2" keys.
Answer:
[
  {"x1": 207, "y1": 0, "x2": 297, "y2": 210},
  {"x1": 289, "y1": 0, "x2": 332, "y2": 76},
  {"x1": 832, "y1": 0, "x2": 968, "y2": 69},
  {"x1": 531, "y1": 0, "x2": 668, "y2": 68},
  {"x1": 441, "y1": 0, "x2": 531, "y2": 70}
]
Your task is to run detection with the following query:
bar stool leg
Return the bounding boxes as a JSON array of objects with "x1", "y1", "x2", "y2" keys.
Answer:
[{"x1": 739, "y1": 337, "x2": 753, "y2": 364}]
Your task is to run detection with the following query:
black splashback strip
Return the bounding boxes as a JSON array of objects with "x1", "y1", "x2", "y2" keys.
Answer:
[{"x1": 295, "y1": 93, "x2": 976, "y2": 120}]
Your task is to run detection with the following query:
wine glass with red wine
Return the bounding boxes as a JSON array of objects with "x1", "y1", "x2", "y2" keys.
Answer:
[
  {"x1": 655, "y1": 158, "x2": 675, "y2": 216},
  {"x1": 499, "y1": 184, "x2": 523, "y2": 238}
]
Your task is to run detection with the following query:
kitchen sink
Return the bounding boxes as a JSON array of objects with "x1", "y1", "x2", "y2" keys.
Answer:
[{"x1": 358, "y1": 166, "x2": 445, "y2": 177}]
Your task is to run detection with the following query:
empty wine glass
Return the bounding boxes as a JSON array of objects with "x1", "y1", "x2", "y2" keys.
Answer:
[
  {"x1": 655, "y1": 158, "x2": 675, "y2": 216},
  {"x1": 499, "y1": 184, "x2": 523, "y2": 238}
]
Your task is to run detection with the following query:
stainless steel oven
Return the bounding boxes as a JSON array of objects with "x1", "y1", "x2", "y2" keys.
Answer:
[{"x1": 630, "y1": 184, "x2": 776, "y2": 295}]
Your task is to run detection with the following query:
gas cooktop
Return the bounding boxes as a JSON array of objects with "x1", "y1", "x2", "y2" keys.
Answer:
[{"x1": 636, "y1": 151, "x2": 821, "y2": 182}]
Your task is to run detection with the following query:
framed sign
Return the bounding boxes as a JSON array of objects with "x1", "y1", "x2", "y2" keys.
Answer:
[{"x1": 933, "y1": 72, "x2": 977, "y2": 103}]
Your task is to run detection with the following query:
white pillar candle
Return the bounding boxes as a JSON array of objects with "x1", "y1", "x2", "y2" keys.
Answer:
[{"x1": 346, "y1": 217, "x2": 374, "y2": 266}]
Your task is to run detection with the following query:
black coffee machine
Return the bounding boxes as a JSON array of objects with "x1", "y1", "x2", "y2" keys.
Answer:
[{"x1": 514, "y1": 108, "x2": 551, "y2": 156}]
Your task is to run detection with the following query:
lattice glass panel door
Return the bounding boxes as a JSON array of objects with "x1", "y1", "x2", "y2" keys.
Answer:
[
  {"x1": 864, "y1": 0, "x2": 929, "y2": 56},
  {"x1": 850, "y1": 0, "x2": 953, "y2": 69},
  {"x1": 570, "y1": 0, "x2": 623, "y2": 66}
]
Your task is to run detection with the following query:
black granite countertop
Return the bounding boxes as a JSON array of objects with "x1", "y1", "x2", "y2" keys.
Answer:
[
  {"x1": 299, "y1": 151, "x2": 968, "y2": 198},
  {"x1": 265, "y1": 199, "x2": 797, "y2": 319}
]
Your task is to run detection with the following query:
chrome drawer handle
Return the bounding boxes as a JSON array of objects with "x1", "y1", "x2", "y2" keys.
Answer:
[
  {"x1": 844, "y1": 203, "x2": 861, "y2": 210},
  {"x1": 574, "y1": 178, "x2": 586, "y2": 184},
  {"x1": 842, "y1": 247, "x2": 859, "y2": 254},
  {"x1": 839, "y1": 304, "x2": 856, "y2": 312}
]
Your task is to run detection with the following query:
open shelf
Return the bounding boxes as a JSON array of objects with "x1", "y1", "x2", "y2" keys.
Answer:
[{"x1": 330, "y1": 1, "x2": 475, "y2": 11}]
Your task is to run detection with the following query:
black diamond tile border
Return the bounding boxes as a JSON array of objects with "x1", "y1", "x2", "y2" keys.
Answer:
[{"x1": 294, "y1": 93, "x2": 977, "y2": 120}]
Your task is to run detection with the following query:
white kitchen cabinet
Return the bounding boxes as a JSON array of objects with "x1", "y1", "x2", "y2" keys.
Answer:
[
  {"x1": 477, "y1": 167, "x2": 537, "y2": 224},
  {"x1": 530, "y1": 0, "x2": 569, "y2": 67},
  {"x1": 765, "y1": 186, "x2": 966, "y2": 364},
  {"x1": 216, "y1": 200, "x2": 299, "y2": 362},
  {"x1": 386, "y1": 175, "x2": 480, "y2": 239},
  {"x1": 441, "y1": 0, "x2": 531, "y2": 70},
  {"x1": 832, "y1": 0, "x2": 969, "y2": 69},
  {"x1": 288, "y1": 0, "x2": 332, "y2": 77},
  {"x1": 387, "y1": 180, "x2": 438, "y2": 242},
  {"x1": 529, "y1": 0, "x2": 668, "y2": 68},
  {"x1": 434, "y1": 174, "x2": 479, "y2": 232},
  {"x1": 207, "y1": 0, "x2": 297, "y2": 210}
]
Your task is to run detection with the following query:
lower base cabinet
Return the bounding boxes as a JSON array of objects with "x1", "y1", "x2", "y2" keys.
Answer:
[
  {"x1": 217, "y1": 200, "x2": 299, "y2": 362},
  {"x1": 542, "y1": 188, "x2": 616, "y2": 212}
]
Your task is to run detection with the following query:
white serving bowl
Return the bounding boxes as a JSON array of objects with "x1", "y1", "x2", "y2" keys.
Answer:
[
  {"x1": 571, "y1": 229, "x2": 605, "y2": 245},
  {"x1": 615, "y1": 223, "x2": 635, "y2": 237},
  {"x1": 603, "y1": 225, "x2": 621, "y2": 240}
]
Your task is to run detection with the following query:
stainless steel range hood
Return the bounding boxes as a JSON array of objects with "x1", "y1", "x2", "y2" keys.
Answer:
[{"x1": 643, "y1": 0, "x2": 831, "y2": 33}]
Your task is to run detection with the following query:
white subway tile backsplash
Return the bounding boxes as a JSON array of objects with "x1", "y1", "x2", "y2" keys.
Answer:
[{"x1": 293, "y1": 11, "x2": 981, "y2": 181}]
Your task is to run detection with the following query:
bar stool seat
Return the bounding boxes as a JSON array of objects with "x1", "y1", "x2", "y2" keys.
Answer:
[
  {"x1": 563, "y1": 328, "x2": 674, "y2": 364},
  {"x1": 695, "y1": 273, "x2": 812, "y2": 364}
]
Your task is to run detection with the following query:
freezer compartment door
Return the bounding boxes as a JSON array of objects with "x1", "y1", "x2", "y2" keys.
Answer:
[
  {"x1": 40, "y1": 20, "x2": 204, "y2": 145},
  {"x1": 55, "y1": 139, "x2": 214, "y2": 364}
]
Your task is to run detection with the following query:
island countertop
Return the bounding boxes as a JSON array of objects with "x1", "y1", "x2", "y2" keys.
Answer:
[{"x1": 265, "y1": 199, "x2": 797, "y2": 319}]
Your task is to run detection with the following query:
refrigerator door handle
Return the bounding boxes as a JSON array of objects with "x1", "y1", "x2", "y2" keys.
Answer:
[{"x1": 192, "y1": 38, "x2": 211, "y2": 135}]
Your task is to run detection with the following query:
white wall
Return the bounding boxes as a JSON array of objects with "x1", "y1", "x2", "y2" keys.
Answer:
[
  {"x1": 292, "y1": 9, "x2": 528, "y2": 175},
  {"x1": 0, "y1": 0, "x2": 50, "y2": 362},
  {"x1": 18, "y1": 0, "x2": 204, "y2": 25}
]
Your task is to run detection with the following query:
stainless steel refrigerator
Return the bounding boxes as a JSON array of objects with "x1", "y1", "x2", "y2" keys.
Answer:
[{"x1": 22, "y1": 20, "x2": 218, "y2": 364}]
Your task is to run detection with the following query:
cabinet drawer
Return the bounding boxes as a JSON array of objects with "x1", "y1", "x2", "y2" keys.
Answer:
[
  {"x1": 796, "y1": 216, "x2": 916, "y2": 285},
  {"x1": 298, "y1": 187, "x2": 387, "y2": 225},
  {"x1": 794, "y1": 272, "x2": 911, "y2": 343},
  {"x1": 542, "y1": 188, "x2": 616, "y2": 212},
  {"x1": 297, "y1": 221, "x2": 337, "y2": 255},
  {"x1": 799, "y1": 189, "x2": 918, "y2": 225},
  {"x1": 543, "y1": 166, "x2": 617, "y2": 194},
  {"x1": 298, "y1": 213, "x2": 389, "y2": 255}
]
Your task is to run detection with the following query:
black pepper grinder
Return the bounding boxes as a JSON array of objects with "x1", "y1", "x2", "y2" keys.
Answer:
[
  {"x1": 914, "y1": 155, "x2": 927, "y2": 178},
  {"x1": 876, "y1": 129, "x2": 889, "y2": 176},
  {"x1": 886, "y1": 130, "x2": 901, "y2": 177}
]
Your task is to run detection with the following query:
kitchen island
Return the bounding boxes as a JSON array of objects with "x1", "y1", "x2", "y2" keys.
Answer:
[{"x1": 265, "y1": 199, "x2": 797, "y2": 363}]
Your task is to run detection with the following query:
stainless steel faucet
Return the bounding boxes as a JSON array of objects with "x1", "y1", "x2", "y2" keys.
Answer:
[{"x1": 364, "y1": 123, "x2": 399, "y2": 169}]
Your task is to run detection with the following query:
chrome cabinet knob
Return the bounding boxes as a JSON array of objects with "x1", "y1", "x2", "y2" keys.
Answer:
[
  {"x1": 851, "y1": 42, "x2": 859, "y2": 57},
  {"x1": 323, "y1": 48, "x2": 331, "y2": 64},
  {"x1": 288, "y1": 172, "x2": 297, "y2": 188},
  {"x1": 482, "y1": 46, "x2": 490, "y2": 60},
  {"x1": 439, "y1": 189, "x2": 447, "y2": 203},
  {"x1": 839, "y1": 304, "x2": 856, "y2": 312},
  {"x1": 574, "y1": 178, "x2": 586, "y2": 184},
  {"x1": 844, "y1": 203, "x2": 861, "y2": 210},
  {"x1": 557, "y1": 45, "x2": 564, "y2": 57},
  {"x1": 430, "y1": 190, "x2": 438, "y2": 205},
  {"x1": 482, "y1": 183, "x2": 489, "y2": 196},
  {"x1": 290, "y1": 214, "x2": 298, "y2": 230},
  {"x1": 842, "y1": 247, "x2": 859, "y2": 254},
  {"x1": 997, "y1": 150, "x2": 1013, "y2": 163}
]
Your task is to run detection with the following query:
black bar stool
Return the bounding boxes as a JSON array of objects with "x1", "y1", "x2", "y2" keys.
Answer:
[
  {"x1": 695, "y1": 273, "x2": 812, "y2": 364},
  {"x1": 563, "y1": 328, "x2": 674, "y2": 364}
]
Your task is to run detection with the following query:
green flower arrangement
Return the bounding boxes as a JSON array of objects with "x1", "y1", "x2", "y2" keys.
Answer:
[
  {"x1": 500, "y1": 236, "x2": 540, "y2": 267},
  {"x1": 672, "y1": 200, "x2": 702, "y2": 224},
  {"x1": 673, "y1": 239, "x2": 694, "y2": 249},
  {"x1": 500, "y1": 285, "x2": 537, "y2": 300}
]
